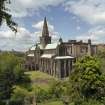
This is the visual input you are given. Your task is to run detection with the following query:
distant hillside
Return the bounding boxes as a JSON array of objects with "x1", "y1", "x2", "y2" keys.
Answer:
[{"x1": 0, "y1": 50, "x2": 25, "y2": 57}]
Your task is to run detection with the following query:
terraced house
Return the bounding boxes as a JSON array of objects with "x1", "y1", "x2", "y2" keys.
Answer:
[{"x1": 25, "y1": 17, "x2": 97, "y2": 78}]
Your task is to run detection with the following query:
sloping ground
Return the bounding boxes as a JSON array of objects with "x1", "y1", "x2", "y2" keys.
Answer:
[
  {"x1": 38, "y1": 100, "x2": 64, "y2": 105},
  {"x1": 25, "y1": 71, "x2": 57, "y2": 90},
  {"x1": 24, "y1": 71, "x2": 71, "y2": 105}
]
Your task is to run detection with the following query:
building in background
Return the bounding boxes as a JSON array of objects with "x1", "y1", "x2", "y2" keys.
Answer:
[
  {"x1": 96, "y1": 44, "x2": 105, "y2": 52},
  {"x1": 25, "y1": 17, "x2": 97, "y2": 78}
]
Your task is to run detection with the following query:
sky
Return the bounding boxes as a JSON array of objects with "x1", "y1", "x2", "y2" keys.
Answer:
[{"x1": 0, "y1": 0, "x2": 105, "y2": 51}]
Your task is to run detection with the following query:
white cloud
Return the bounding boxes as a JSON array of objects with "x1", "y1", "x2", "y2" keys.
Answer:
[
  {"x1": 0, "y1": 24, "x2": 37, "y2": 51},
  {"x1": 65, "y1": 0, "x2": 105, "y2": 43},
  {"x1": 65, "y1": 0, "x2": 105, "y2": 24},
  {"x1": 0, "y1": 20, "x2": 59, "y2": 51},
  {"x1": 76, "y1": 26, "x2": 81, "y2": 31},
  {"x1": 7, "y1": 0, "x2": 65, "y2": 17},
  {"x1": 32, "y1": 20, "x2": 54, "y2": 31},
  {"x1": 76, "y1": 26, "x2": 105, "y2": 43}
]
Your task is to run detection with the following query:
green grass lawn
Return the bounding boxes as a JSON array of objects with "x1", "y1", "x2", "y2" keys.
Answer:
[
  {"x1": 38, "y1": 100, "x2": 64, "y2": 105},
  {"x1": 25, "y1": 71, "x2": 57, "y2": 90},
  {"x1": 24, "y1": 71, "x2": 72, "y2": 105},
  {"x1": 26, "y1": 71, "x2": 55, "y2": 80},
  {"x1": 38, "y1": 100, "x2": 74, "y2": 105}
]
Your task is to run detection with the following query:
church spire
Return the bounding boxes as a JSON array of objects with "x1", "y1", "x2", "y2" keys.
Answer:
[
  {"x1": 40, "y1": 17, "x2": 51, "y2": 48},
  {"x1": 42, "y1": 17, "x2": 49, "y2": 36}
]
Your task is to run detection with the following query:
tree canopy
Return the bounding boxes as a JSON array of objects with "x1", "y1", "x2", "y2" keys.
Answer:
[
  {"x1": 69, "y1": 56, "x2": 105, "y2": 105},
  {"x1": 0, "y1": 52, "x2": 30, "y2": 103},
  {"x1": 0, "y1": 0, "x2": 17, "y2": 32}
]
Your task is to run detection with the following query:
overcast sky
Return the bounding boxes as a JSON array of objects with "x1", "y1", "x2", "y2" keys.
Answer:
[{"x1": 0, "y1": 0, "x2": 105, "y2": 51}]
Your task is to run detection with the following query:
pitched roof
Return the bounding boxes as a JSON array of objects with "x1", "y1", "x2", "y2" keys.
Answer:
[
  {"x1": 30, "y1": 46, "x2": 36, "y2": 50},
  {"x1": 45, "y1": 42, "x2": 60, "y2": 50},
  {"x1": 30, "y1": 44, "x2": 43, "y2": 51},
  {"x1": 27, "y1": 54, "x2": 34, "y2": 57},
  {"x1": 41, "y1": 54, "x2": 55, "y2": 58},
  {"x1": 38, "y1": 44, "x2": 43, "y2": 49},
  {"x1": 55, "y1": 56, "x2": 74, "y2": 59}
]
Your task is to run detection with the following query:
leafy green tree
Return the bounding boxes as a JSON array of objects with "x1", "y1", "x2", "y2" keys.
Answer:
[
  {"x1": 0, "y1": 0, "x2": 17, "y2": 32},
  {"x1": 0, "y1": 53, "x2": 30, "y2": 103},
  {"x1": 96, "y1": 50, "x2": 105, "y2": 74},
  {"x1": 33, "y1": 86, "x2": 50, "y2": 103},
  {"x1": 69, "y1": 56, "x2": 105, "y2": 105},
  {"x1": 9, "y1": 86, "x2": 32, "y2": 105},
  {"x1": 49, "y1": 80, "x2": 69, "y2": 100},
  {"x1": 80, "y1": 99, "x2": 104, "y2": 105}
]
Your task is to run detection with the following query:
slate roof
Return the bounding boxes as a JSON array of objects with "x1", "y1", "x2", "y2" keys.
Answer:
[
  {"x1": 30, "y1": 46, "x2": 36, "y2": 50},
  {"x1": 27, "y1": 54, "x2": 34, "y2": 57},
  {"x1": 41, "y1": 54, "x2": 55, "y2": 58},
  {"x1": 30, "y1": 44, "x2": 43, "y2": 50},
  {"x1": 38, "y1": 44, "x2": 43, "y2": 49},
  {"x1": 55, "y1": 56, "x2": 74, "y2": 59},
  {"x1": 45, "y1": 42, "x2": 60, "y2": 50}
]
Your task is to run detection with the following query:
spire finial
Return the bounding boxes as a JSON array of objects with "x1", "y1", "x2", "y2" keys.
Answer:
[{"x1": 44, "y1": 16, "x2": 46, "y2": 21}]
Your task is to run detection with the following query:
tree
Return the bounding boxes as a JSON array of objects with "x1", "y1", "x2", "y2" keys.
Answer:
[
  {"x1": 0, "y1": 53, "x2": 30, "y2": 103},
  {"x1": 9, "y1": 86, "x2": 32, "y2": 105},
  {"x1": 69, "y1": 56, "x2": 105, "y2": 105},
  {"x1": 50, "y1": 80, "x2": 69, "y2": 99},
  {"x1": 0, "y1": 0, "x2": 17, "y2": 32},
  {"x1": 96, "y1": 49, "x2": 105, "y2": 74}
]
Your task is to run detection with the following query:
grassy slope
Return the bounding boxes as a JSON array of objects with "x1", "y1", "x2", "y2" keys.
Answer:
[
  {"x1": 25, "y1": 71, "x2": 57, "y2": 90},
  {"x1": 25, "y1": 71, "x2": 72, "y2": 105},
  {"x1": 39, "y1": 100, "x2": 64, "y2": 105}
]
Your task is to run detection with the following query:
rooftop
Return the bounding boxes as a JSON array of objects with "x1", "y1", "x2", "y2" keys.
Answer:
[
  {"x1": 30, "y1": 44, "x2": 43, "y2": 51},
  {"x1": 45, "y1": 42, "x2": 60, "y2": 50},
  {"x1": 55, "y1": 56, "x2": 74, "y2": 59},
  {"x1": 27, "y1": 54, "x2": 34, "y2": 57},
  {"x1": 41, "y1": 54, "x2": 55, "y2": 58}
]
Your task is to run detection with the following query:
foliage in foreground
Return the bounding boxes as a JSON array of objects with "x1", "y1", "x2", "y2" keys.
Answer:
[
  {"x1": 96, "y1": 49, "x2": 105, "y2": 74},
  {"x1": 1, "y1": 53, "x2": 105, "y2": 105},
  {"x1": 0, "y1": 0, "x2": 17, "y2": 32},
  {"x1": 8, "y1": 56, "x2": 105, "y2": 105},
  {"x1": 68, "y1": 56, "x2": 105, "y2": 105},
  {"x1": 38, "y1": 100, "x2": 64, "y2": 105},
  {"x1": 0, "y1": 53, "x2": 30, "y2": 104}
]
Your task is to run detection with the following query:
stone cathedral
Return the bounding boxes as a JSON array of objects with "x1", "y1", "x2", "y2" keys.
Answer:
[{"x1": 25, "y1": 17, "x2": 97, "y2": 78}]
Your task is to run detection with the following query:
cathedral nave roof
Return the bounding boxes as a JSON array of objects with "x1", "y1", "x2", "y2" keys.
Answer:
[
  {"x1": 45, "y1": 42, "x2": 60, "y2": 50},
  {"x1": 41, "y1": 54, "x2": 55, "y2": 58}
]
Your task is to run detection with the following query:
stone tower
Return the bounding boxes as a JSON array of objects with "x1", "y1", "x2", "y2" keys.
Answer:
[{"x1": 40, "y1": 17, "x2": 51, "y2": 48}]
